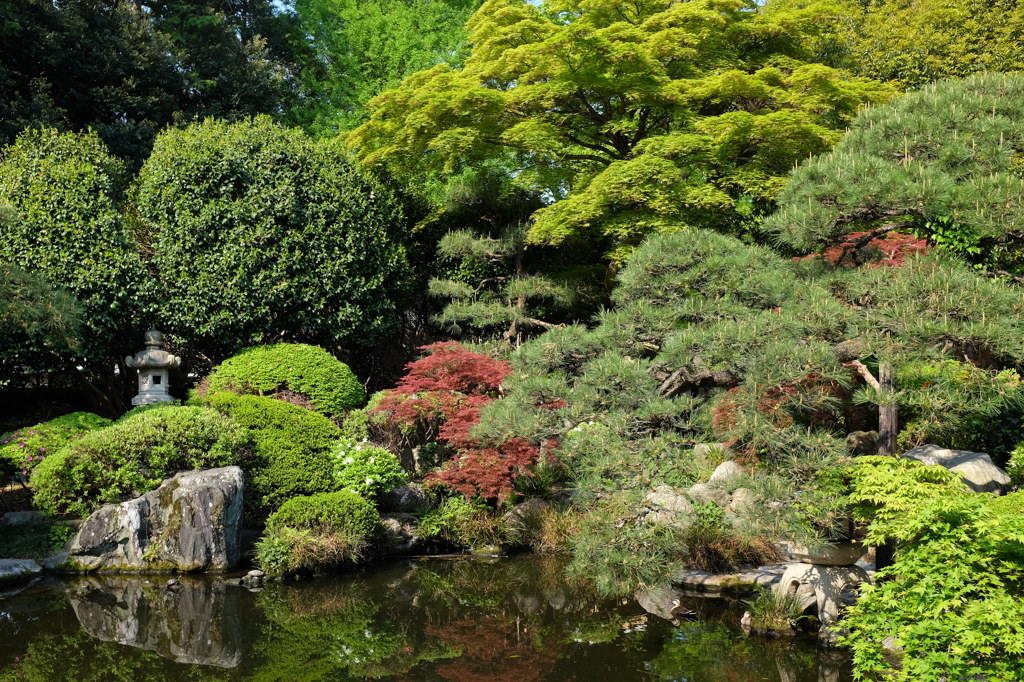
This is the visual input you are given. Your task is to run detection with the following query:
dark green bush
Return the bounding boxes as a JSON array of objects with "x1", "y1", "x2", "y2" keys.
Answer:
[
  {"x1": 206, "y1": 343, "x2": 365, "y2": 416},
  {"x1": 199, "y1": 392, "x2": 342, "y2": 511},
  {"x1": 30, "y1": 405, "x2": 248, "y2": 517},
  {"x1": 134, "y1": 117, "x2": 411, "y2": 359},
  {"x1": 0, "y1": 412, "x2": 111, "y2": 478},
  {"x1": 0, "y1": 128, "x2": 144, "y2": 364},
  {"x1": 256, "y1": 490, "x2": 379, "y2": 576},
  {"x1": 267, "y1": 490, "x2": 378, "y2": 537}
]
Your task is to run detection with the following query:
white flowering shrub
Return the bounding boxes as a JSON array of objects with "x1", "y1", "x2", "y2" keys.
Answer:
[{"x1": 331, "y1": 437, "x2": 408, "y2": 498}]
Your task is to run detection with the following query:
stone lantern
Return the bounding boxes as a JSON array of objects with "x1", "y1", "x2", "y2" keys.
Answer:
[{"x1": 125, "y1": 330, "x2": 181, "y2": 406}]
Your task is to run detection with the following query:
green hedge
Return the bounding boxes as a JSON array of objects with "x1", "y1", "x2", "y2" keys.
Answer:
[
  {"x1": 199, "y1": 392, "x2": 342, "y2": 511},
  {"x1": 256, "y1": 490, "x2": 379, "y2": 576},
  {"x1": 30, "y1": 406, "x2": 248, "y2": 517},
  {"x1": 207, "y1": 343, "x2": 365, "y2": 416},
  {"x1": 267, "y1": 490, "x2": 378, "y2": 537},
  {"x1": 1, "y1": 412, "x2": 111, "y2": 477}
]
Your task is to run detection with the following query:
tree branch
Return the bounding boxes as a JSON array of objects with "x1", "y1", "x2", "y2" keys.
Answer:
[
  {"x1": 983, "y1": 269, "x2": 1024, "y2": 284},
  {"x1": 562, "y1": 132, "x2": 620, "y2": 161},
  {"x1": 843, "y1": 360, "x2": 880, "y2": 391},
  {"x1": 522, "y1": 316, "x2": 563, "y2": 329}
]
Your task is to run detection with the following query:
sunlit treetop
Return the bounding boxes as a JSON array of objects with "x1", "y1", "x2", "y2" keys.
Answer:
[{"x1": 349, "y1": 0, "x2": 893, "y2": 259}]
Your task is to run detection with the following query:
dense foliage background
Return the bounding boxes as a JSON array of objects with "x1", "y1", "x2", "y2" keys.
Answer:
[{"x1": 4, "y1": 0, "x2": 1024, "y2": 677}]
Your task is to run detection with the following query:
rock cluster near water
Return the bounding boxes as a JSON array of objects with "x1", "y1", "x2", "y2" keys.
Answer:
[
  {"x1": 643, "y1": 455, "x2": 753, "y2": 530},
  {"x1": 64, "y1": 466, "x2": 244, "y2": 572}
]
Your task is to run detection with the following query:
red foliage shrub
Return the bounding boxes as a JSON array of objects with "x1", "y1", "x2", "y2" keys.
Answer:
[
  {"x1": 427, "y1": 439, "x2": 540, "y2": 504},
  {"x1": 373, "y1": 342, "x2": 543, "y2": 503},
  {"x1": 388, "y1": 342, "x2": 511, "y2": 396},
  {"x1": 793, "y1": 231, "x2": 930, "y2": 268}
]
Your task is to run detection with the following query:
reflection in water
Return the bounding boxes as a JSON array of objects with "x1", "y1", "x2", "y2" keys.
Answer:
[
  {"x1": 0, "y1": 556, "x2": 853, "y2": 681},
  {"x1": 66, "y1": 577, "x2": 242, "y2": 668}
]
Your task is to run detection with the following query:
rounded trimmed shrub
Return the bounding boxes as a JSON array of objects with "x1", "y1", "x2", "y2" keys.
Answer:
[
  {"x1": 267, "y1": 490, "x2": 378, "y2": 537},
  {"x1": 0, "y1": 128, "x2": 144, "y2": 361},
  {"x1": 256, "y1": 490, "x2": 379, "y2": 577},
  {"x1": 1, "y1": 412, "x2": 111, "y2": 478},
  {"x1": 30, "y1": 406, "x2": 248, "y2": 518},
  {"x1": 134, "y1": 117, "x2": 411, "y2": 359},
  {"x1": 207, "y1": 343, "x2": 365, "y2": 416},
  {"x1": 199, "y1": 392, "x2": 342, "y2": 510},
  {"x1": 330, "y1": 438, "x2": 408, "y2": 498}
]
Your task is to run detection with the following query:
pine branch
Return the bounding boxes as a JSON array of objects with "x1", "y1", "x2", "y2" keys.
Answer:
[
  {"x1": 522, "y1": 316, "x2": 562, "y2": 329},
  {"x1": 982, "y1": 269, "x2": 1024, "y2": 285},
  {"x1": 843, "y1": 360, "x2": 880, "y2": 391},
  {"x1": 831, "y1": 219, "x2": 915, "y2": 266}
]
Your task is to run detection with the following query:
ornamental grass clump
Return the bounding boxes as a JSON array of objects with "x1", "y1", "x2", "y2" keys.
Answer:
[
  {"x1": 416, "y1": 495, "x2": 506, "y2": 550},
  {"x1": 30, "y1": 405, "x2": 248, "y2": 518},
  {"x1": 256, "y1": 490, "x2": 379, "y2": 577},
  {"x1": 205, "y1": 343, "x2": 365, "y2": 417},
  {"x1": 744, "y1": 585, "x2": 809, "y2": 636}
]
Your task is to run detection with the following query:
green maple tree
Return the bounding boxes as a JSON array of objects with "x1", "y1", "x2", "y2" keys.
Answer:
[{"x1": 350, "y1": 0, "x2": 893, "y2": 260}]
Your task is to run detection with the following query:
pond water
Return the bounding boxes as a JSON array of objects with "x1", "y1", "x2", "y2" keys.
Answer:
[{"x1": 0, "y1": 556, "x2": 851, "y2": 681}]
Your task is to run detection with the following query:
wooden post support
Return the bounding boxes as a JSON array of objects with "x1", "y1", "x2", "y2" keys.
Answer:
[
  {"x1": 876, "y1": 362, "x2": 897, "y2": 571},
  {"x1": 878, "y1": 362, "x2": 897, "y2": 456}
]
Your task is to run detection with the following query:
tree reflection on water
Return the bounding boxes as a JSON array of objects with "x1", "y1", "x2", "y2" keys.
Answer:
[{"x1": 0, "y1": 556, "x2": 850, "y2": 681}]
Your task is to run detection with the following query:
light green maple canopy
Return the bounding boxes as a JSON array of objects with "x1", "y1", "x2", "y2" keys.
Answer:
[{"x1": 350, "y1": 0, "x2": 893, "y2": 259}]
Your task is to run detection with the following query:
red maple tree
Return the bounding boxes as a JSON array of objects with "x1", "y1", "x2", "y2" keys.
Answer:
[{"x1": 373, "y1": 342, "x2": 542, "y2": 503}]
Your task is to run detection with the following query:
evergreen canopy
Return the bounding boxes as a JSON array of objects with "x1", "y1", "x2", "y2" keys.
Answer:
[
  {"x1": 135, "y1": 117, "x2": 412, "y2": 360},
  {"x1": 350, "y1": 0, "x2": 892, "y2": 259},
  {"x1": 765, "y1": 73, "x2": 1024, "y2": 270},
  {"x1": 476, "y1": 230, "x2": 1024, "y2": 544}
]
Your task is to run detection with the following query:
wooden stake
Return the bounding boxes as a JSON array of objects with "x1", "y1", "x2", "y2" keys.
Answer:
[{"x1": 878, "y1": 363, "x2": 897, "y2": 457}]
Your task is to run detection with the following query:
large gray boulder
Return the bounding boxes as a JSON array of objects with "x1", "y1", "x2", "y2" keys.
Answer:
[
  {"x1": 378, "y1": 513, "x2": 424, "y2": 555},
  {"x1": 66, "y1": 576, "x2": 242, "y2": 667},
  {"x1": 644, "y1": 485, "x2": 696, "y2": 530},
  {"x1": 902, "y1": 444, "x2": 1012, "y2": 494},
  {"x1": 66, "y1": 467, "x2": 244, "y2": 572},
  {"x1": 708, "y1": 460, "x2": 746, "y2": 485}
]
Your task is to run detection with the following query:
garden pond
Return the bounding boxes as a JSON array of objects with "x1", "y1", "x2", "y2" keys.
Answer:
[{"x1": 0, "y1": 555, "x2": 851, "y2": 681}]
